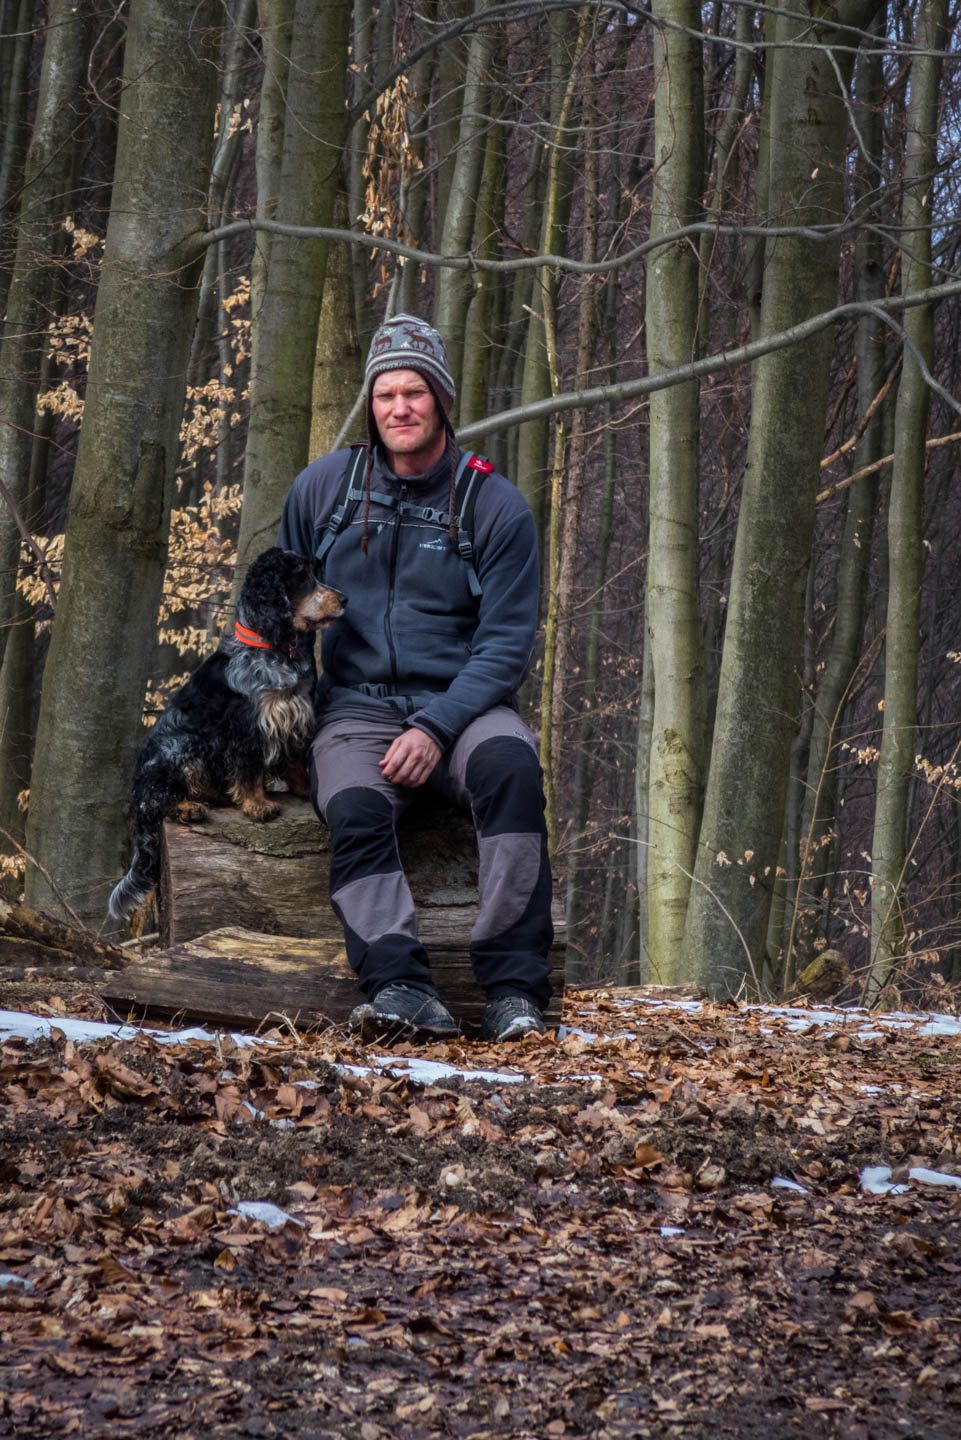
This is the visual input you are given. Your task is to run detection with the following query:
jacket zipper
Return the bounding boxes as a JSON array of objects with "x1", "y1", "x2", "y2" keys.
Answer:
[{"x1": 384, "y1": 483, "x2": 406, "y2": 685}]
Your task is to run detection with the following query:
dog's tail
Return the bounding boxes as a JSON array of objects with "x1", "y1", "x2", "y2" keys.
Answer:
[{"x1": 108, "y1": 805, "x2": 164, "y2": 921}]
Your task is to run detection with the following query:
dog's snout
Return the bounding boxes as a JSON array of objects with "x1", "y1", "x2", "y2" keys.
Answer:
[{"x1": 295, "y1": 581, "x2": 348, "y2": 631}]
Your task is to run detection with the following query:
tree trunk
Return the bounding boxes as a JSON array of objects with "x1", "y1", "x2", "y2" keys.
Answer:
[
  {"x1": 515, "y1": 10, "x2": 581, "y2": 539},
  {"x1": 187, "y1": 0, "x2": 257, "y2": 393},
  {"x1": 0, "y1": 0, "x2": 87, "y2": 671},
  {"x1": 795, "y1": 20, "x2": 887, "y2": 971},
  {"x1": 250, "y1": 0, "x2": 293, "y2": 327},
  {"x1": 697, "y1": 2, "x2": 753, "y2": 341},
  {"x1": 550, "y1": 102, "x2": 600, "y2": 791},
  {"x1": 868, "y1": 0, "x2": 948, "y2": 998},
  {"x1": 24, "y1": 0, "x2": 220, "y2": 924},
  {"x1": 459, "y1": 87, "x2": 507, "y2": 428},
  {"x1": 644, "y1": 0, "x2": 705, "y2": 981},
  {"x1": 0, "y1": 0, "x2": 87, "y2": 871},
  {"x1": 0, "y1": 0, "x2": 34, "y2": 266},
  {"x1": 396, "y1": 0, "x2": 436, "y2": 318},
  {"x1": 310, "y1": 188, "x2": 363, "y2": 455},
  {"x1": 684, "y1": 0, "x2": 880, "y2": 997},
  {"x1": 431, "y1": 0, "x2": 470, "y2": 254},
  {"x1": 234, "y1": 0, "x2": 351, "y2": 580},
  {"x1": 432, "y1": 0, "x2": 495, "y2": 413}
]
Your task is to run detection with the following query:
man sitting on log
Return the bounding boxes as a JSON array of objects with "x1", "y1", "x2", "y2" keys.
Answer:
[{"x1": 277, "y1": 314, "x2": 552, "y2": 1043}]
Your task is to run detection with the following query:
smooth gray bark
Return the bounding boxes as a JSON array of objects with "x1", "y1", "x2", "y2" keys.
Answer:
[
  {"x1": 868, "y1": 0, "x2": 948, "y2": 997},
  {"x1": 794, "y1": 19, "x2": 887, "y2": 971},
  {"x1": 644, "y1": 0, "x2": 705, "y2": 980},
  {"x1": 234, "y1": 0, "x2": 350, "y2": 580},
  {"x1": 24, "y1": 0, "x2": 219, "y2": 923},
  {"x1": 0, "y1": 0, "x2": 87, "y2": 671},
  {"x1": 683, "y1": 0, "x2": 881, "y2": 997},
  {"x1": 432, "y1": 0, "x2": 495, "y2": 413}
]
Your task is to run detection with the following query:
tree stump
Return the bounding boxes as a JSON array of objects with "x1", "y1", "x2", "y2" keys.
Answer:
[{"x1": 103, "y1": 795, "x2": 565, "y2": 1032}]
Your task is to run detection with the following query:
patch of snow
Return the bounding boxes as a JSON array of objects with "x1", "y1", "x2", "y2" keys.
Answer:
[
  {"x1": 907, "y1": 1167, "x2": 961, "y2": 1190},
  {"x1": 0, "y1": 1009, "x2": 263, "y2": 1049},
  {"x1": 860, "y1": 1166, "x2": 910, "y2": 1196},
  {"x1": 593, "y1": 994, "x2": 961, "y2": 1042},
  {"x1": 369, "y1": 1056, "x2": 527, "y2": 1086},
  {"x1": 861, "y1": 1163, "x2": 961, "y2": 1196},
  {"x1": 659, "y1": 1226, "x2": 685, "y2": 1237},
  {"x1": 0, "y1": 1273, "x2": 34, "y2": 1292},
  {"x1": 229, "y1": 1201, "x2": 302, "y2": 1229},
  {"x1": 767, "y1": 1004, "x2": 961, "y2": 1039},
  {"x1": 771, "y1": 1177, "x2": 809, "y2": 1194}
]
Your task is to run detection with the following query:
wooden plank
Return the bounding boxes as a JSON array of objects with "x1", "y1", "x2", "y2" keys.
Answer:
[{"x1": 102, "y1": 925, "x2": 565, "y2": 1034}]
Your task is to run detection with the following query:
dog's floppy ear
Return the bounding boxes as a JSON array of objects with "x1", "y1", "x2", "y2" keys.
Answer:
[{"x1": 237, "y1": 547, "x2": 297, "y2": 650}]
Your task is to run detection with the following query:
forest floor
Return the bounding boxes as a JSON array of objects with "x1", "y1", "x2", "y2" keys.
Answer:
[{"x1": 0, "y1": 981, "x2": 959, "y2": 1440}]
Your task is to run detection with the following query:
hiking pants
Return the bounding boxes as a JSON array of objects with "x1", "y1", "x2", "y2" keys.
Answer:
[{"x1": 310, "y1": 707, "x2": 553, "y2": 1007}]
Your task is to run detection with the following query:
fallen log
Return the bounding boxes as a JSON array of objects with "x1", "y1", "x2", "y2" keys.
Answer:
[
  {"x1": 0, "y1": 899, "x2": 133, "y2": 972},
  {"x1": 102, "y1": 925, "x2": 564, "y2": 1033},
  {"x1": 101, "y1": 794, "x2": 566, "y2": 1032},
  {"x1": 157, "y1": 793, "x2": 485, "y2": 948}
]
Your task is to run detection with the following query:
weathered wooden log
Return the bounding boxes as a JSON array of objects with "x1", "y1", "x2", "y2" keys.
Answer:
[
  {"x1": 103, "y1": 925, "x2": 564, "y2": 1033},
  {"x1": 0, "y1": 899, "x2": 133, "y2": 971},
  {"x1": 104, "y1": 794, "x2": 566, "y2": 1032},
  {"x1": 158, "y1": 793, "x2": 547, "y2": 951}
]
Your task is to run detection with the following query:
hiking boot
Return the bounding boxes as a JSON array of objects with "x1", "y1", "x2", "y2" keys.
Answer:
[
  {"x1": 480, "y1": 994, "x2": 546, "y2": 1042},
  {"x1": 349, "y1": 983, "x2": 458, "y2": 1042}
]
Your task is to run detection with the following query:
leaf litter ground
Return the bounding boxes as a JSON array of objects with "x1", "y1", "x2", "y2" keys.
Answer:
[{"x1": 0, "y1": 983, "x2": 959, "y2": 1439}]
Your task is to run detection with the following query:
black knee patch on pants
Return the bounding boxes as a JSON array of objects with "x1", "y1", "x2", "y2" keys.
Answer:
[
  {"x1": 325, "y1": 787, "x2": 401, "y2": 894},
  {"x1": 465, "y1": 737, "x2": 547, "y2": 838},
  {"x1": 325, "y1": 786, "x2": 434, "y2": 997}
]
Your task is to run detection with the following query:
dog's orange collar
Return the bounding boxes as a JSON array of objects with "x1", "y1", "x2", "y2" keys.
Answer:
[
  {"x1": 234, "y1": 621, "x2": 272, "y2": 649},
  {"x1": 234, "y1": 622, "x2": 298, "y2": 658}
]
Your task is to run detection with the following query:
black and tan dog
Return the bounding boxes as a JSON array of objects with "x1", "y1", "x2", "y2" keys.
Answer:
[{"x1": 108, "y1": 548, "x2": 345, "y2": 922}]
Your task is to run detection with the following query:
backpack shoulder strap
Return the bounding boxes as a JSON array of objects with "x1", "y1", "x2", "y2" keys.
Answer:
[
  {"x1": 314, "y1": 445, "x2": 367, "y2": 575},
  {"x1": 454, "y1": 453, "x2": 493, "y2": 600}
]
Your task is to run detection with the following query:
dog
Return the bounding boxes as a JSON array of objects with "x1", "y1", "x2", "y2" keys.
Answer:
[{"x1": 108, "y1": 548, "x2": 346, "y2": 921}]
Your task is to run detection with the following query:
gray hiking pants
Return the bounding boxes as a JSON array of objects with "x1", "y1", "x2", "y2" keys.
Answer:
[{"x1": 310, "y1": 706, "x2": 553, "y2": 1006}]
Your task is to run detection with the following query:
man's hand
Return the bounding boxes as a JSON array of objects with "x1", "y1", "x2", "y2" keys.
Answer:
[{"x1": 380, "y1": 727, "x2": 442, "y2": 787}]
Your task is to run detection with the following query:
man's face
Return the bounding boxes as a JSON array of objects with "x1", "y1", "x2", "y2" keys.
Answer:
[{"x1": 371, "y1": 369, "x2": 445, "y2": 469}]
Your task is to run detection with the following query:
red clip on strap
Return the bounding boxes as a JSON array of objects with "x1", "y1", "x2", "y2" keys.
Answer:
[{"x1": 467, "y1": 456, "x2": 494, "y2": 474}]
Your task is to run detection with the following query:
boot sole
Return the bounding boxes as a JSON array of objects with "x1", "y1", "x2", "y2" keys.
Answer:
[{"x1": 349, "y1": 1004, "x2": 458, "y2": 1044}]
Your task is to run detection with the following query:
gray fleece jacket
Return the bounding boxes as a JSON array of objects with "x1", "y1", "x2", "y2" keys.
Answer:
[{"x1": 276, "y1": 440, "x2": 539, "y2": 750}]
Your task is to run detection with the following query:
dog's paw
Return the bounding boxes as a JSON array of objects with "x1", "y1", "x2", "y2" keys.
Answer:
[
  {"x1": 172, "y1": 801, "x2": 208, "y2": 824},
  {"x1": 285, "y1": 760, "x2": 311, "y2": 798},
  {"x1": 243, "y1": 797, "x2": 281, "y2": 822}
]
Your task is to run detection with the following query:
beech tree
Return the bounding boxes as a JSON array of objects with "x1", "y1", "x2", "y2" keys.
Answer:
[
  {"x1": 1, "y1": 1, "x2": 958, "y2": 1004},
  {"x1": 869, "y1": 0, "x2": 950, "y2": 996},
  {"x1": 24, "y1": 0, "x2": 219, "y2": 922},
  {"x1": 683, "y1": 0, "x2": 883, "y2": 994},
  {"x1": 0, "y1": 0, "x2": 88, "y2": 857}
]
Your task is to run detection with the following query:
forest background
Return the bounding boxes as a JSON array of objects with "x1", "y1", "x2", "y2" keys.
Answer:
[{"x1": 0, "y1": 0, "x2": 959, "y2": 1005}]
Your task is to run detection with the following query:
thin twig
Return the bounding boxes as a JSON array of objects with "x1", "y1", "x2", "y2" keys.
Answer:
[
  {"x1": 0, "y1": 476, "x2": 58, "y2": 611},
  {"x1": 0, "y1": 822, "x2": 90, "y2": 933},
  {"x1": 673, "y1": 860, "x2": 763, "y2": 997},
  {"x1": 817, "y1": 431, "x2": 961, "y2": 503},
  {"x1": 863, "y1": 734, "x2": 961, "y2": 1007}
]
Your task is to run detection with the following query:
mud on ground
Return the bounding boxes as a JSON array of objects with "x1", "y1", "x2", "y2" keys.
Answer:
[{"x1": 0, "y1": 984, "x2": 959, "y2": 1439}]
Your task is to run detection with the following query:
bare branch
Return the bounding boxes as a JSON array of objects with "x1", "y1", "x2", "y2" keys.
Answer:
[
  {"x1": 0, "y1": 473, "x2": 58, "y2": 611},
  {"x1": 454, "y1": 280, "x2": 961, "y2": 442},
  {"x1": 194, "y1": 213, "x2": 894, "y2": 273}
]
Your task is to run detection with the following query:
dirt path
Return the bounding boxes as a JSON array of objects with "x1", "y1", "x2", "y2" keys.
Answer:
[{"x1": 0, "y1": 989, "x2": 959, "y2": 1438}]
